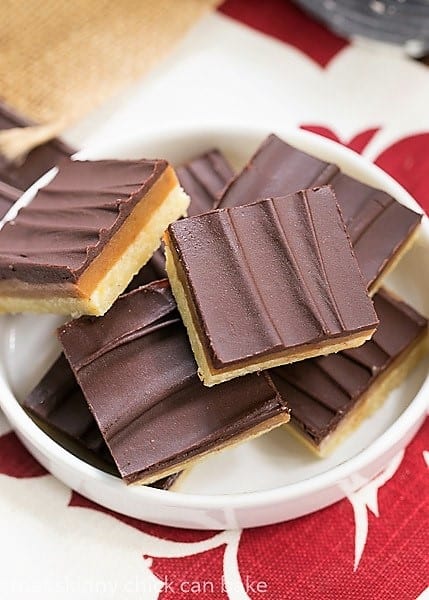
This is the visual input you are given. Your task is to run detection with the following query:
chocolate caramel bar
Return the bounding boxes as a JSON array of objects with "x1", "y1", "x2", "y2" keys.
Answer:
[
  {"x1": 58, "y1": 280, "x2": 289, "y2": 485},
  {"x1": 128, "y1": 148, "x2": 234, "y2": 289},
  {"x1": 271, "y1": 290, "x2": 428, "y2": 456},
  {"x1": 217, "y1": 134, "x2": 422, "y2": 293},
  {"x1": 0, "y1": 158, "x2": 190, "y2": 316},
  {"x1": 165, "y1": 186, "x2": 378, "y2": 386},
  {"x1": 23, "y1": 354, "x2": 182, "y2": 491},
  {"x1": 0, "y1": 100, "x2": 74, "y2": 190}
]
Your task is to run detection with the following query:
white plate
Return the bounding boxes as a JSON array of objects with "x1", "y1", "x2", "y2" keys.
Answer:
[{"x1": 0, "y1": 125, "x2": 427, "y2": 530}]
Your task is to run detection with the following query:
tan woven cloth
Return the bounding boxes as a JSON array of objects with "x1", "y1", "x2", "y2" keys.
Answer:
[{"x1": 1, "y1": 0, "x2": 219, "y2": 124}]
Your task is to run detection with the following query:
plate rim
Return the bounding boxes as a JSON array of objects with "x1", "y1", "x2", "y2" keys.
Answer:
[{"x1": 0, "y1": 123, "x2": 427, "y2": 515}]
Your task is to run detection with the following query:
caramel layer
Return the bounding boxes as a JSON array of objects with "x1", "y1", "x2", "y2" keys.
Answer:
[{"x1": 77, "y1": 166, "x2": 177, "y2": 296}]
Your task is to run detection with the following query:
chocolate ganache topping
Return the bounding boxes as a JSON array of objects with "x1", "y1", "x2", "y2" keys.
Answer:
[
  {"x1": 0, "y1": 157, "x2": 168, "y2": 284},
  {"x1": 58, "y1": 280, "x2": 287, "y2": 483},
  {"x1": 168, "y1": 187, "x2": 378, "y2": 370},
  {"x1": 24, "y1": 352, "x2": 183, "y2": 490}
]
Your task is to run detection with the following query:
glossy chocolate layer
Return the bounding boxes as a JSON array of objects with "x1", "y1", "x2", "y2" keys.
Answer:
[
  {"x1": 271, "y1": 290, "x2": 428, "y2": 445},
  {"x1": 58, "y1": 280, "x2": 287, "y2": 484},
  {"x1": 0, "y1": 100, "x2": 74, "y2": 190},
  {"x1": 24, "y1": 354, "x2": 114, "y2": 464},
  {"x1": 217, "y1": 134, "x2": 338, "y2": 209},
  {"x1": 0, "y1": 157, "x2": 168, "y2": 284},
  {"x1": 0, "y1": 181, "x2": 20, "y2": 219},
  {"x1": 23, "y1": 354, "x2": 181, "y2": 490},
  {"x1": 128, "y1": 149, "x2": 234, "y2": 289},
  {"x1": 329, "y1": 172, "x2": 422, "y2": 289},
  {"x1": 217, "y1": 133, "x2": 422, "y2": 289},
  {"x1": 176, "y1": 148, "x2": 234, "y2": 217},
  {"x1": 168, "y1": 187, "x2": 378, "y2": 370}
]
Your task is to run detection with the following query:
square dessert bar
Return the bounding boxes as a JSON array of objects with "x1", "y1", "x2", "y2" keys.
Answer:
[
  {"x1": 127, "y1": 148, "x2": 234, "y2": 289},
  {"x1": 23, "y1": 354, "x2": 182, "y2": 490},
  {"x1": 271, "y1": 289, "x2": 428, "y2": 456},
  {"x1": 218, "y1": 133, "x2": 422, "y2": 294},
  {"x1": 165, "y1": 186, "x2": 379, "y2": 386},
  {"x1": 0, "y1": 157, "x2": 190, "y2": 316},
  {"x1": 58, "y1": 280, "x2": 289, "y2": 485}
]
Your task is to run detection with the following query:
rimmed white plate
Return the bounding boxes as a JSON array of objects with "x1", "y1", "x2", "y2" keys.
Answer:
[{"x1": 0, "y1": 125, "x2": 427, "y2": 530}]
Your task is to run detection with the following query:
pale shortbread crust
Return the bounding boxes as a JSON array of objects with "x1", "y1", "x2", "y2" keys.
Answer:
[
  {"x1": 285, "y1": 329, "x2": 428, "y2": 457},
  {"x1": 132, "y1": 411, "x2": 290, "y2": 486},
  {"x1": 0, "y1": 180, "x2": 190, "y2": 317},
  {"x1": 164, "y1": 241, "x2": 376, "y2": 387}
]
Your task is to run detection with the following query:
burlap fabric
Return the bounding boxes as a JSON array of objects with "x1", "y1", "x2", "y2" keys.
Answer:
[{"x1": 0, "y1": 0, "x2": 219, "y2": 124}]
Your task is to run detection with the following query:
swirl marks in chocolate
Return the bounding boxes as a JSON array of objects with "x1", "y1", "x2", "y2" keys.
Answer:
[
  {"x1": 260, "y1": 191, "x2": 346, "y2": 335},
  {"x1": 23, "y1": 353, "x2": 184, "y2": 489},
  {"x1": 24, "y1": 354, "x2": 112, "y2": 460},
  {"x1": 59, "y1": 281, "x2": 196, "y2": 440},
  {"x1": 217, "y1": 134, "x2": 339, "y2": 209},
  {"x1": 0, "y1": 157, "x2": 168, "y2": 283},
  {"x1": 74, "y1": 317, "x2": 182, "y2": 372},
  {"x1": 271, "y1": 289, "x2": 428, "y2": 444},
  {"x1": 217, "y1": 133, "x2": 422, "y2": 290},
  {"x1": 59, "y1": 280, "x2": 175, "y2": 366},
  {"x1": 176, "y1": 149, "x2": 234, "y2": 217},
  {"x1": 169, "y1": 208, "x2": 286, "y2": 367}
]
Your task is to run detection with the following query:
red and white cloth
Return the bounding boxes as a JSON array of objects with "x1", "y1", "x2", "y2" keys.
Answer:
[{"x1": 1, "y1": 2, "x2": 428, "y2": 598}]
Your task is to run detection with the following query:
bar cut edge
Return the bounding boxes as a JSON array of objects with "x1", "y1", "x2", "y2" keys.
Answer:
[{"x1": 128, "y1": 411, "x2": 290, "y2": 485}]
